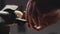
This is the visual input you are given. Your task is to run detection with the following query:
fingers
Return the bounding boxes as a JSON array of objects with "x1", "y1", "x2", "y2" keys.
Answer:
[{"x1": 15, "y1": 10, "x2": 23, "y2": 18}]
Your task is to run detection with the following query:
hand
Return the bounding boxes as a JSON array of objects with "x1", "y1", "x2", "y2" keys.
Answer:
[{"x1": 15, "y1": 10, "x2": 23, "y2": 18}]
